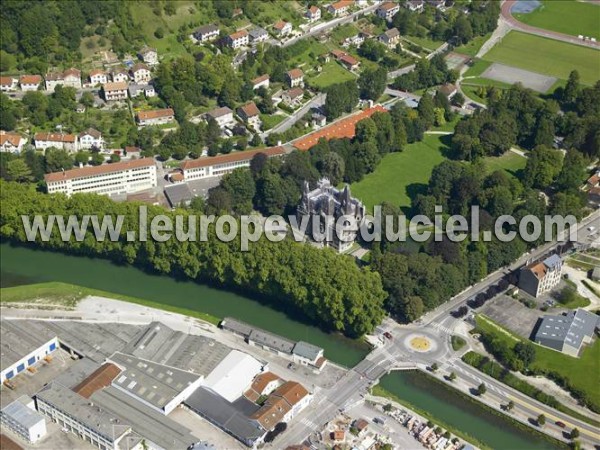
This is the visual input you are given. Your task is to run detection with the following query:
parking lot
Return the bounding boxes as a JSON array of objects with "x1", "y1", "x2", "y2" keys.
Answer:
[
  {"x1": 481, "y1": 62, "x2": 557, "y2": 92},
  {"x1": 479, "y1": 295, "x2": 544, "y2": 339}
]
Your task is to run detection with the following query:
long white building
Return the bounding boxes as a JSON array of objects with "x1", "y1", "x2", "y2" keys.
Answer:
[
  {"x1": 45, "y1": 158, "x2": 157, "y2": 197},
  {"x1": 181, "y1": 147, "x2": 285, "y2": 181}
]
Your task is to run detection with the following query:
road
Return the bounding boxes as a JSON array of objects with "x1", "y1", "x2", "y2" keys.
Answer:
[
  {"x1": 276, "y1": 210, "x2": 600, "y2": 448},
  {"x1": 501, "y1": 0, "x2": 600, "y2": 49},
  {"x1": 281, "y1": 4, "x2": 380, "y2": 48}
]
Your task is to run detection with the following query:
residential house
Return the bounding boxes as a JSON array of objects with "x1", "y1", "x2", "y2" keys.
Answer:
[
  {"x1": 282, "y1": 88, "x2": 304, "y2": 107},
  {"x1": 586, "y1": 170, "x2": 599, "y2": 189},
  {"x1": 405, "y1": 0, "x2": 425, "y2": 12},
  {"x1": 332, "y1": 430, "x2": 345, "y2": 442},
  {"x1": 136, "y1": 108, "x2": 175, "y2": 127},
  {"x1": 377, "y1": 2, "x2": 401, "y2": 21},
  {"x1": 328, "y1": 0, "x2": 352, "y2": 17},
  {"x1": 19, "y1": 75, "x2": 42, "y2": 91},
  {"x1": 0, "y1": 131, "x2": 26, "y2": 153},
  {"x1": 103, "y1": 82, "x2": 128, "y2": 101},
  {"x1": 244, "y1": 372, "x2": 283, "y2": 402},
  {"x1": 286, "y1": 69, "x2": 304, "y2": 88},
  {"x1": 123, "y1": 146, "x2": 141, "y2": 159},
  {"x1": 305, "y1": 5, "x2": 321, "y2": 21},
  {"x1": 131, "y1": 63, "x2": 151, "y2": 84},
  {"x1": 226, "y1": 30, "x2": 249, "y2": 49},
  {"x1": 34, "y1": 132, "x2": 78, "y2": 152},
  {"x1": 250, "y1": 382, "x2": 311, "y2": 431},
  {"x1": 439, "y1": 83, "x2": 457, "y2": 99},
  {"x1": 379, "y1": 27, "x2": 401, "y2": 48},
  {"x1": 519, "y1": 254, "x2": 563, "y2": 297},
  {"x1": 237, "y1": 102, "x2": 261, "y2": 129},
  {"x1": 252, "y1": 74, "x2": 270, "y2": 90},
  {"x1": 427, "y1": 0, "x2": 445, "y2": 9},
  {"x1": 128, "y1": 83, "x2": 151, "y2": 98},
  {"x1": 339, "y1": 54, "x2": 360, "y2": 70},
  {"x1": 274, "y1": 20, "x2": 293, "y2": 36},
  {"x1": 206, "y1": 106, "x2": 236, "y2": 129},
  {"x1": 111, "y1": 68, "x2": 130, "y2": 83},
  {"x1": 353, "y1": 418, "x2": 369, "y2": 436},
  {"x1": 89, "y1": 69, "x2": 108, "y2": 85},
  {"x1": 144, "y1": 85, "x2": 156, "y2": 97},
  {"x1": 0, "y1": 77, "x2": 18, "y2": 92},
  {"x1": 78, "y1": 128, "x2": 104, "y2": 150},
  {"x1": 193, "y1": 24, "x2": 220, "y2": 42},
  {"x1": 62, "y1": 68, "x2": 82, "y2": 89},
  {"x1": 343, "y1": 32, "x2": 367, "y2": 47},
  {"x1": 139, "y1": 46, "x2": 158, "y2": 66},
  {"x1": 249, "y1": 27, "x2": 269, "y2": 43}
]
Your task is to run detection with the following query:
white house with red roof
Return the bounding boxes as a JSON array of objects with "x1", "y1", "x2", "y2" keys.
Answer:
[
  {"x1": 305, "y1": 5, "x2": 321, "y2": 22},
  {"x1": 0, "y1": 76, "x2": 18, "y2": 92},
  {"x1": 19, "y1": 75, "x2": 42, "y2": 91},
  {"x1": 0, "y1": 131, "x2": 26, "y2": 153}
]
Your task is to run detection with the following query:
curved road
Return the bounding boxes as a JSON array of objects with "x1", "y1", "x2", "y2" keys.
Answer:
[{"x1": 501, "y1": 0, "x2": 600, "y2": 49}]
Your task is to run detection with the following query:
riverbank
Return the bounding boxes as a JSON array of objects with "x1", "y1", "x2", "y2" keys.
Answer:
[
  {"x1": 0, "y1": 243, "x2": 371, "y2": 367},
  {"x1": 377, "y1": 370, "x2": 567, "y2": 450}
]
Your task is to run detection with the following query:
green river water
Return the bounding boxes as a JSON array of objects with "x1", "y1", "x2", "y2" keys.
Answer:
[{"x1": 0, "y1": 243, "x2": 563, "y2": 449}]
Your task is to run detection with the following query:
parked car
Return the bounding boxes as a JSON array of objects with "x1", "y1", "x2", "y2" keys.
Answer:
[
  {"x1": 383, "y1": 332, "x2": 393, "y2": 340},
  {"x1": 555, "y1": 421, "x2": 566, "y2": 428}
]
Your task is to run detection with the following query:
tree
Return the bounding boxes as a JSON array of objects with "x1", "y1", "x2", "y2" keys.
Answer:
[
  {"x1": 319, "y1": 152, "x2": 345, "y2": 185},
  {"x1": 403, "y1": 296, "x2": 424, "y2": 322},
  {"x1": 431, "y1": 362, "x2": 439, "y2": 372},
  {"x1": 523, "y1": 146, "x2": 563, "y2": 189},
  {"x1": 477, "y1": 383, "x2": 486, "y2": 396},
  {"x1": 417, "y1": 94, "x2": 435, "y2": 129},
  {"x1": 221, "y1": 168, "x2": 256, "y2": 214},
  {"x1": 383, "y1": 403, "x2": 393, "y2": 412},
  {"x1": 537, "y1": 414, "x2": 545, "y2": 427},
  {"x1": 109, "y1": 153, "x2": 121, "y2": 163},
  {"x1": 453, "y1": 15, "x2": 473, "y2": 44},
  {"x1": 506, "y1": 400, "x2": 514, "y2": 412},
  {"x1": 556, "y1": 150, "x2": 586, "y2": 192},
  {"x1": 90, "y1": 152, "x2": 105, "y2": 166},
  {"x1": 570, "y1": 428, "x2": 580, "y2": 440},
  {"x1": 514, "y1": 341, "x2": 536, "y2": 367},
  {"x1": 6, "y1": 159, "x2": 33, "y2": 182},
  {"x1": 45, "y1": 149, "x2": 74, "y2": 173},
  {"x1": 452, "y1": 92, "x2": 465, "y2": 107},
  {"x1": 358, "y1": 67, "x2": 387, "y2": 101},
  {"x1": 562, "y1": 70, "x2": 580, "y2": 107},
  {"x1": 355, "y1": 118, "x2": 377, "y2": 143},
  {"x1": 448, "y1": 372, "x2": 456, "y2": 381},
  {"x1": 80, "y1": 91, "x2": 95, "y2": 108}
]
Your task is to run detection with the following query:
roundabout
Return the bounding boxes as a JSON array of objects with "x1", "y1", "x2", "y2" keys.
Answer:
[{"x1": 409, "y1": 336, "x2": 431, "y2": 352}]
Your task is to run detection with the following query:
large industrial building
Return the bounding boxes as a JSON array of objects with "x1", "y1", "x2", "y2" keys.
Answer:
[
  {"x1": 533, "y1": 308, "x2": 599, "y2": 356},
  {"x1": 0, "y1": 396, "x2": 47, "y2": 443},
  {"x1": 0, "y1": 320, "x2": 59, "y2": 384}
]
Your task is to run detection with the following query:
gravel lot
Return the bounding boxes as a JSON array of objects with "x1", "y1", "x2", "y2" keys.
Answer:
[{"x1": 482, "y1": 62, "x2": 557, "y2": 92}]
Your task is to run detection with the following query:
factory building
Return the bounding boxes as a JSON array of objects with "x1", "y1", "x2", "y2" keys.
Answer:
[{"x1": 0, "y1": 396, "x2": 47, "y2": 443}]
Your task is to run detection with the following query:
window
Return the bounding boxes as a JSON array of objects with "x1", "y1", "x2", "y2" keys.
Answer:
[
  {"x1": 17, "y1": 363, "x2": 25, "y2": 373},
  {"x1": 49, "y1": 342, "x2": 56, "y2": 351}
]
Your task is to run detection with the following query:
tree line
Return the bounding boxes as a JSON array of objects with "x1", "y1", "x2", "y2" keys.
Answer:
[{"x1": 0, "y1": 181, "x2": 386, "y2": 337}]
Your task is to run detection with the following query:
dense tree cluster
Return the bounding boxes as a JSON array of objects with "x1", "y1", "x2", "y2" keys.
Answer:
[
  {"x1": 0, "y1": 181, "x2": 386, "y2": 337},
  {"x1": 391, "y1": 54, "x2": 458, "y2": 92}
]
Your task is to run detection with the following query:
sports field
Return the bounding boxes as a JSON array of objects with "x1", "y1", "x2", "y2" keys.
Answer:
[
  {"x1": 484, "y1": 31, "x2": 600, "y2": 85},
  {"x1": 351, "y1": 134, "x2": 447, "y2": 211},
  {"x1": 513, "y1": 0, "x2": 600, "y2": 40}
]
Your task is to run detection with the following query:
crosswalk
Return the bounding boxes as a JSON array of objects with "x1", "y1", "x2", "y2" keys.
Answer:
[
  {"x1": 300, "y1": 418, "x2": 317, "y2": 429},
  {"x1": 430, "y1": 321, "x2": 453, "y2": 335}
]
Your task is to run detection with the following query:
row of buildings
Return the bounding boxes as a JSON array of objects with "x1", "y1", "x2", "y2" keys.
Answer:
[
  {"x1": 0, "y1": 319, "x2": 315, "y2": 449},
  {"x1": 1, "y1": 128, "x2": 105, "y2": 154}
]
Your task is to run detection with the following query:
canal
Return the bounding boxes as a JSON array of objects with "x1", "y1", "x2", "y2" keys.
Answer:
[
  {"x1": 380, "y1": 370, "x2": 563, "y2": 450},
  {"x1": 0, "y1": 243, "x2": 369, "y2": 367}
]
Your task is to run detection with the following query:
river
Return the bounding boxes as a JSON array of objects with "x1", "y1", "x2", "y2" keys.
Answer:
[
  {"x1": 380, "y1": 371, "x2": 563, "y2": 450},
  {"x1": 0, "y1": 243, "x2": 369, "y2": 367}
]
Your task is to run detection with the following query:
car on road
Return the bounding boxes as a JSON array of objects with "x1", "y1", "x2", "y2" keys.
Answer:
[
  {"x1": 555, "y1": 421, "x2": 566, "y2": 428},
  {"x1": 383, "y1": 332, "x2": 393, "y2": 340},
  {"x1": 588, "y1": 226, "x2": 596, "y2": 233}
]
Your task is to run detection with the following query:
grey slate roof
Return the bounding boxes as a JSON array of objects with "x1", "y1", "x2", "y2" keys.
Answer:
[
  {"x1": 249, "y1": 329, "x2": 295, "y2": 353},
  {"x1": 1, "y1": 396, "x2": 45, "y2": 430},
  {"x1": 249, "y1": 27, "x2": 268, "y2": 40},
  {"x1": 91, "y1": 386, "x2": 196, "y2": 450},
  {"x1": 194, "y1": 24, "x2": 219, "y2": 36},
  {"x1": 164, "y1": 183, "x2": 193, "y2": 208},
  {"x1": 109, "y1": 352, "x2": 200, "y2": 411},
  {"x1": 292, "y1": 341, "x2": 322, "y2": 361},
  {"x1": 535, "y1": 308, "x2": 599, "y2": 351},
  {"x1": 185, "y1": 387, "x2": 265, "y2": 446},
  {"x1": 0, "y1": 320, "x2": 55, "y2": 369},
  {"x1": 36, "y1": 383, "x2": 130, "y2": 442},
  {"x1": 543, "y1": 254, "x2": 562, "y2": 269}
]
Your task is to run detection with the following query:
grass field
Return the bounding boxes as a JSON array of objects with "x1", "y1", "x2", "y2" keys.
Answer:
[
  {"x1": 476, "y1": 315, "x2": 600, "y2": 410},
  {"x1": 0, "y1": 281, "x2": 221, "y2": 325},
  {"x1": 351, "y1": 135, "x2": 448, "y2": 211},
  {"x1": 309, "y1": 62, "x2": 357, "y2": 88},
  {"x1": 513, "y1": 0, "x2": 600, "y2": 40},
  {"x1": 484, "y1": 151, "x2": 527, "y2": 179},
  {"x1": 260, "y1": 113, "x2": 286, "y2": 131},
  {"x1": 454, "y1": 33, "x2": 492, "y2": 58},
  {"x1": 484, "y1": 31, "x2": 600, "y2": 85}
]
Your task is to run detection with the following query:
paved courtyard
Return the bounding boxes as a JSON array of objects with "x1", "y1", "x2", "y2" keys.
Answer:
[
  {"x1": 481, "y1": 62, "x2": 557, "y2": 92},
  {"x1": 479, "y1": 295, "x2": 544, "y2": 339}
]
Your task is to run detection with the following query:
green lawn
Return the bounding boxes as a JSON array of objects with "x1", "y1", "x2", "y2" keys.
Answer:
[
  {"x1": 484, "y1": 31, "x2": 600, "y2": 85},
  {"x1": 403, "y1": 35, "x2": 445, "y2": 52},
  {"x1": 351, "y1": 135, "x2": 448, "y2": 211},
  {"x1": 476, "y1": 315, "x2": 600, "y2": 410},
  {"x1": 260, "y1": 113, "x2": 286, "y2": 131},
  {"x1": 484, "y1": 151, "x2": 527, "y2": 179},
  {"x1": 330, "y1": 23, "x2": 360, "y2": 43},
  {"x1": 454, "y1": 33, "x2": 492, "y2": 58},
  {"x1": 464, "y1": 59, "x2": 492, "y2": 77},
  {"x1": 0, "y1": 281, "x2": 221, "y2": 325},
  {"x1": 513, "y1": 0, "x2": 600, "y2": 40},
  {"x1": 308, "y1": 62, "x2": 357, "y2": 89}
]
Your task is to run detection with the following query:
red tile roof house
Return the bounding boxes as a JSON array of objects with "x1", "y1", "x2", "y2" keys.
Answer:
[
  {"x1": 102, "y1": 81, "x2": 129, "y2": 101},
  {"x1": 327, "y1": 0, "x2": 353, "y2": 17},
  {"x1": 34, "y1": 132, "x2": 78, "y2": 152},
  {"x1": 286, "y1": 69, "x2": 304, "y2": 88},
  {"x1": 252, "y1": 74, "x2": 270, "y2": 90},
  {"x1": 236, "y1": 102, "x2": 262, "y2": 130},
  {"x1": 131, "y1": 63, "x2": 151, "y2": 84},
  {"x1": 19, "y1": 75, "x2": 42, "y2": 91},
  {"x1": 273, "y1": 20, "x2": 293, "y2": 36},
  {"x1": 0, "y1": 76, "x2": 18, "y2": 92},
  {"x1": 376, "y1": 1, "x2": 401, "y2": 21},
  {"x1": 89, "y1": 69, "x2": 108, "y2": 85},
  {"x1": 226, "y1": 30, "x2": 249, "y2": 49},
  {"x1": 0, "y1": 131, "x2": 26, "y2": 153},
  {"x1": 136, "y1": 108, "x2": 175, "y2": 127},
  {"x1": 339, "y1": 54, "x2": 360, "y2": 71},
  {"x1": 282, "y1": 88, "x2": 305, "y2": 106},
  {"x1": 305, "y1": 5, "x2": 321, "y2": 22}
]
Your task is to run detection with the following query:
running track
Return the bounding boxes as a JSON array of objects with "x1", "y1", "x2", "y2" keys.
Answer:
[{"x1": 501, "y1": 0, "x2": 600, "y2": 49}]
